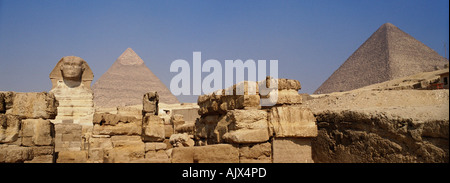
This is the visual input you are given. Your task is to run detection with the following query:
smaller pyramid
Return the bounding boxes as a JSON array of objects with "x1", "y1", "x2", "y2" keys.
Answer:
[
  {"x1": 315, "y1": 23, "x2": 448, "y2": 94},
  {"x1": 92, "y1": 48, "x2": 179, "y2": 107}
]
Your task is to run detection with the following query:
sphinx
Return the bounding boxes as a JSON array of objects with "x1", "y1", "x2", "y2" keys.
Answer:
[{"x1": 49, "y1": 56, "x2": 94, "y2": 126}]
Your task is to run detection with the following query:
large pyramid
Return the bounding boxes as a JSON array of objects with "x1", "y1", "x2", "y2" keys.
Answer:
[
  {"x1": 92, "y1": 48, "x2": 179, "y2": 107},
  {"x1": 315, "y1": 23, "x2": 448, "y2": 94}
]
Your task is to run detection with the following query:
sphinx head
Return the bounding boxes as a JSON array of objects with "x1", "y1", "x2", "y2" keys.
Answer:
[{"x1": 60, "y1": 56, "x2": 85, "y2": 81}]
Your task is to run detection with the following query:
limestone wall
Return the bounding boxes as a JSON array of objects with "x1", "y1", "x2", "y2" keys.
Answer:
[
  {"x1": 0, "y1": 91, "x2": 57, "y2": 163},
  {"x1": 312, "y1": 110, "x2": 449, "y2": 163},
  {"x1": 0, "y1": 78, "x2": 319, "y2": 163}
]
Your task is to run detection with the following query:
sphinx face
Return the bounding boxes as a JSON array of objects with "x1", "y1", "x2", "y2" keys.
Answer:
[{"x1": 61, "y1": 57, "x2": 84, "y2": 81}]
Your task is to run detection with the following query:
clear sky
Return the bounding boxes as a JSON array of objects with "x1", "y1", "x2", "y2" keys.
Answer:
[{"x1": 0, "y1": 0, "x2": 448, "y2": 103}]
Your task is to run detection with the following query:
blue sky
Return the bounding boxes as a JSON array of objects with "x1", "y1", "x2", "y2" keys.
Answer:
[{"x1": 0, "y1": 0, "x2": 448, "y2": 103}]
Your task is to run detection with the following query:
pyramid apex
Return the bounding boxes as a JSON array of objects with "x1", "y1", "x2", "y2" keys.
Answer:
[
  {"x1": 117, "y1": 47, "x2": 144, "y2": 65},
  {"x1": 381, "y1": 22, "x2": 397, "y2": 29}
]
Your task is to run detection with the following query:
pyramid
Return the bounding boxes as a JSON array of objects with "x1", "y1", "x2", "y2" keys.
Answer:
[
  {"x1": 92, "y1": 48, "x2": 179, "y2": 107},
  {"x1": 314, "y1": 23, "x2": 448, "y2": 94}
]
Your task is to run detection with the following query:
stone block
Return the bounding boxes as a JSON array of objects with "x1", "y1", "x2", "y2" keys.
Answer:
[
  {"x1": 104, "y1": 144, "x2": 145, "y2": 163},
  {"x1": 93, "y1": 113, "x2": 139, "y2": 126},
  {"x1": 272, "y1": 138, "x2": 313, "y2": 163},
  {"x1": 0, "y1": 114, "x2": 20, "y2": 144},
  {"x1": 175, "y1": 122, "x2": 195, "y2": 135},
  {"x1": 276, "y1": 90, "x2": 303, "y2": 105},
  {"x1": 93, "y1": 122, "x2": 141, "y2": 136},
  {"x1": 89, "y1": 136, "x2": 113, "y2": 149},
  {"x1": 222, "y1": 109, "x2": 270, "y2": 143},
  {"x1": 25, "y1": 155, "x2": 54, "y2": 163},
  {"x1": 142, "y1": 114, "x2": 165, "y2": 142},
  {"x1": 169, "y1": 133, "x2": 194, "y2": 147},
  {"x1": 194, "y1": 115, "x2": 220, "y2": 141},
  {"x1": 5, "y1": 92, "x2": 57, "y2": 119},
  {"x1": 239, "y1": 142, "x2": 272, "y2": 163},
  {"x1": 145, "y1": 150, "x2": 169, "y2": 160},
  {"x1": 223, "y1": 129, "x2": 269, "y2": 144},
  {"x1": 117, "y1": 106, "x2": 143, "y2": 120},
  {"x1": 164, "y1": 124, "x2": 174, "y2": 138},
  {"x1": 171, "y1": 147, "x2": 194, "y2": 163},
  {"x1": 171, "y1": 114, "x2": 185, "y2": 128},
  {"x1": 87, "y1": 148, "x2": 105, "y2": 163},
  {"x1": 227, "y1": 109, "x2": 267, "y2": 130},
  {"x1": 277, "y1": 78, "x2": 301, "y2": 91},
  {"x1": 235, "y1": 95, "x2": 260, "y2": 109},
  {"x1": 269, "y1": 106, "x2": 317, "y2": 137},
  {"x1": 193, "y1": 144, "x2": 239, "y2": 163},
  {"x1": 172, "y1": 108, "x2": 200, "y2": 122},
  {"x1": 110, "y1": 135, "x2": 144, "y2": 148},
  {"x1": 20, "y1": 119, "x2": 53, "y2": 146},
  {"x1": 0, "y1": 145, "x2": 32, "y2": 163},
  {"x1": 260, "y1": 90, "x2": 302, "y2": 106},
  {"x1": 143, "y1": 92, "x2": 159, "y2": 115},
  {"x1": 54, "y1": 123, "x2": 82, "y2": 152},
  {"x1": 57, "y1": 151, "x2": 88, "y2": 163},
  {"x1": 259, "y1": 78, "x2": 301, "y2": 91},
  {"x1": 145, "y1": 142, "x2": 167, "y2": 152},
  {"x1": 31, "y1": 146, "x2": 54, "y2": 157}
]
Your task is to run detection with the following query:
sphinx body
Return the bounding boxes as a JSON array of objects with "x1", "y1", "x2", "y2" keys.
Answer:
[{"x1": 49, "y1": 56, "x2": 94, "y2": 126}]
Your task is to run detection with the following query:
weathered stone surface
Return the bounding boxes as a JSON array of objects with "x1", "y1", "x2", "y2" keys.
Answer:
[
  {"x1": 31, "y1": 146, "x2": 54, "y2": 157},
  {"x1": 0, "y1": 92, "x2": 6, "y2": 113},
  {"x1": 143, "y1": 92, "x2": 158, "y2": 115},
  {"x1": 88, "y1": 148, "x2": 106, "y2": 163},
  {"x1": 57, "y1": 151, "x2": 88, "y2": 163},
  {"x1": 277, "y1": 78, "x2": 301, "y2": 91},
  {"x1": 239, "y1": 142, "x2": 272, "y2": 163},
  {"x1": 110, "y1": 135, "x2": 144, "y2": 148},
  {"x1": 235, "y1": 95, "x2": 260, "y2": 109},
  {"x1": 104, "y1": 146, "x2": 145, "y2": 163},
  {"x1": 198, "y1": 81, "x2": 261, "y2": 116},
  {"x1": 54, "y1": 123, "x2": 82, "y2": 152},
  {"x1": 171, "y1": 114, "x2": 185, "y2": 129},
  {"x1": 258, "y1": 78, "x2": 301, "y2": 91},
  {"x1": 20, "y1": 119, "x2": 53, "y2": 146},
  {"x1": 25, "y1": 155, "x2": 54, "y2": 163},
  {"x1": 145, "y1": 142, "x2": 167, "y2": 152},
  {"x1": 164, "y1": 124, "x2": 174, "y2": 138},
  {"x1": 223, "y1": 129, "x2": 269, "y2": 144},
  {"x1": 312, "y1": 110, "x2": 449, "y2": 163},
  {"x1": 195, "y1": 115, "x2": 227, "y2": 143},
  {"x1": 117, "y1": 106, "x2": 143, "y2": 120},
  {"x1": 93, "y1": 122, "x2": 141, "y2": 136},
  {"x1": 169, "y1": 133, "x2": 194, "y2": 147},
  {"x1": 0, "y1": 114, "x2": 20, "y2": 144},
  {"x1": 269, "y1": 106, "x2": 317, "y2": 137},
  {"x1": 145, "y1": 149, "x2": 170, "y2": 161},
  {"x1": 223, "y1": 109, "x2": 270, "y2": 143},
  {"x1": 172, "y1": 108, "x2": 200, "y2": 122},
  {"x1": 272, "y1": 138, "x2": 313, "y2": 163},
  {"x1": 93, "y1": 113, "x2": 139, "y2": 126},
  {"x1": 142, "y1": 114, "x2": 165, "y2": 142},
  {"x1": 260, "y1": 90, "x2": 303, "y2": 106},
  {"x1": 276, "y1": 90, "x2": 303, "y2": 104},
  {"x1": 194, "y1": 144, "x2": 239, "y2": 163},
  {"x1": 171, "y1": 147, "x2": 194, "y2": 163},
  {"x1": 100, "y1": 135, "x2": 146, "y2": 163},
  {"x1": 89, "y1": 135, "x2": 112, "y2": 149},
  {"x1": 0, "y1": 145, "x2": 32, "y2": 163},
  {"x1": 175, "y1": 121, "x2": 195, "y2": 135},
  {"x1": 5, "y1": 92, "x2": 57, "y2": 119}
]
